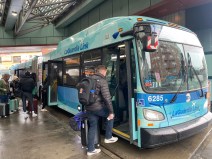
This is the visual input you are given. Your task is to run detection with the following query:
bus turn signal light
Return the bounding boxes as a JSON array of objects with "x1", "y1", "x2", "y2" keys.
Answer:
[
  {"x1": 138, "y1": 119, "x2": 141, "y2": 126},
  {"x1": 118, "y1": 28, "x2": 123, "y2": 32},
  {"x1": 148, "y1": 123, "x2": 154, "y2": 126},
  {"x1": 137, "y1": 18, "x2": 143, "y2": 22}
]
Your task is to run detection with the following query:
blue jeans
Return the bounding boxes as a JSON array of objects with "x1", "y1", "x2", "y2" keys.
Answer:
[
  {"x1": 87, "y1": 108, "x2": 114, "y2": 152},
  {"x1": 22, "y1": 92, "x2": 34, "y2": 112},
  {"x1": 0, "y1": 95, "x2": 8, "y2": 103}
]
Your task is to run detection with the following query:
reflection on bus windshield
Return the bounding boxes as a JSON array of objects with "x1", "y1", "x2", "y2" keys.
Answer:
[{"x1": 140, "y1": 41, "x2": 207, "y2": 93}]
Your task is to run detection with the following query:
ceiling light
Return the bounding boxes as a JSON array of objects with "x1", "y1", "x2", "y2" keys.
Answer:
[{"x1": 12, "y1": 11, "x2": 17, "y2": 16}]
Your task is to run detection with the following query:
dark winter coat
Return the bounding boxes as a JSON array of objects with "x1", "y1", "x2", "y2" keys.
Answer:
[
  {"x1": 85, "y1": 73, "x2": 114, "y2": 114},
  {"x1": 42, "y1": 76, "x2": 50, "y2": 90},
  {"x1": 19, "y1": 75, "x2": 36, "y2": 93}
]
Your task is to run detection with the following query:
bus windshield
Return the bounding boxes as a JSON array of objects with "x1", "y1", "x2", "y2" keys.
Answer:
[{"x1": 136, "y1": 26, "x2": 208, "y2": 93}]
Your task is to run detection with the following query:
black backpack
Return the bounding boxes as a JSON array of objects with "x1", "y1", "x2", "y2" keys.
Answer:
[{"x1": 77, "y1": 77, "x2": 98, "y2": 106}]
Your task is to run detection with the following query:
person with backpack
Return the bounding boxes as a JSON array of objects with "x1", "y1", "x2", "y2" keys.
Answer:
[
  {"x1": 83, "y1": 65, "x2": 118, "y2": 156},
  {"x1": 19, "y1": 71, "x2": 37, "y2": 118}
]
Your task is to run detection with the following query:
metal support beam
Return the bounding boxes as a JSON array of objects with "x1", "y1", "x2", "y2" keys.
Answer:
[
  {"x1": 27, "y1": 20, "x2": 49, "y2": 24},
  {"x1": 17, "y1": 23, "x2": 47, "y2": 37},
  {"x1": 27, "y1": 3, "x2": 68, "y2": 21},
  {"x1": 34, "y1": 0, "x2": 73, "y2": 8},
  {"x1": 55, "y1": 0, "x2": 105, "y2": 28},
  {"x1": 52, "y1": 0, "x2": 77, "y2": 22},
  {"x1": 31, "y1": 13, "x2": 60, "y2": 19},
  {"x1": 14, "y1": 0, "x2": 38, "y2": 36}
]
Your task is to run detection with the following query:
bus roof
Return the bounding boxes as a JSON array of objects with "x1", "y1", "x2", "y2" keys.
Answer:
[{"x1": 50, "y1": 16, "x2": 194, "y2": 60}]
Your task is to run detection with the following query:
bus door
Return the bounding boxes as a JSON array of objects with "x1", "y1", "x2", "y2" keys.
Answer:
[
  {"x1": 103, "y1": 41, "x2": 136, "y2": 142},
  {"x1": 47, "y1": 60, "x2": 63, "y2": 106}
]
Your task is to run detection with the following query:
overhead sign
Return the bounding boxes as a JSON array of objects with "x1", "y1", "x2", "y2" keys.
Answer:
[{"x1": 2, "y1": 55, "x2": 12, "y2": 62}]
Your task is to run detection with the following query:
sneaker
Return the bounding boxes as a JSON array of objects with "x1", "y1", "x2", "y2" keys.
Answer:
[
  {"x1": 87, "y1": 149, "x2": 101, "y2": 156},
  {"x1": 32, "y1": 112, "x2": 38, "y2": 117},
  {"x1": 104, "y1": 136, "x2": 118, "y2": 143},
  {"x1": 41, "y1": 108, "x2": 47, "y2": 112},
  {"x1": 23, "y1": 112, "x2": 28, "y2": 119}
]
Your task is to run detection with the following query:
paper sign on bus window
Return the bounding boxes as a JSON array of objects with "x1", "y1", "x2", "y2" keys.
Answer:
[
  {"x1": 155, "y1": 72, "x2": 161, "y2": 82},
  {"x1": 145, "y1": 79, "x2": 152, "y2": 87}
]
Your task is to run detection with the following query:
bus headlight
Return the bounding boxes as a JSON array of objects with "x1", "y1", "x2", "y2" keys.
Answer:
[{"x1": 143, "y1": 109, "x2": 165, "y2": 121}]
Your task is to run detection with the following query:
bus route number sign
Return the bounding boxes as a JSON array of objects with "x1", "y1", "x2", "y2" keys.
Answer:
[{"x1": 148, "y1": 95, "x2": 163, "y2": 102}]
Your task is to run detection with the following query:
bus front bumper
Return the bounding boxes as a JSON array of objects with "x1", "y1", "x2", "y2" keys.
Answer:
[{"x1": 140, "y1": 112, "x2": 212, "y2": 148}]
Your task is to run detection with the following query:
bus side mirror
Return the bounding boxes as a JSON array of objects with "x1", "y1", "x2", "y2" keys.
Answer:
[{"x1": 143, "y1": 32, "x2": 159, "y2": 52}]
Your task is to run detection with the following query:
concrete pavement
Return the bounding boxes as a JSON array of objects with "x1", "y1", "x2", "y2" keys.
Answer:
[{"x1": 0, "y1": 105, "x2": 211, "y2": 159}]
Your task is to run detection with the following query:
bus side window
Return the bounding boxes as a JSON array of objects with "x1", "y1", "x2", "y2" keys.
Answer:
[
  {"x1": 82, "y1": 49, "x2": 101, "y2": 78},
  {"x1": 63, "y1": 55, "x2": 80, "y2": 86},
  {"x1": 102, "y1": 49, "x2": 118, "y2": 96}
]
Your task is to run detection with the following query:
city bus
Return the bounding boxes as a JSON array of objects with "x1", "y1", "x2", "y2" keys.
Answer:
[
  {"x1": 11, "y1": 56, "x2": 45, "y2": 99},
  {"x1": 43, "y1": 16, "x2": 212, "y2": 148},
  {"x1": 11, "y1": 60, "x2": 32, "y2": 78}
]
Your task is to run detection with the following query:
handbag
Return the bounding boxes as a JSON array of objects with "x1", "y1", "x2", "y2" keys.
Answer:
[
  {"x1": 69, "y1": 111, "x2": 87, "y2": 131},
  {"x1": 32, "y1": 87, "x2": 37, "y2": 95},
  {"x1": 14, "y1": 88, "x2": 23, "y2": 98}
]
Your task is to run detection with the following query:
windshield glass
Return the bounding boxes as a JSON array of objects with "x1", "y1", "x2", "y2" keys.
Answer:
[
  {"x1": 138, "y1": 41, "x2": 207, "y2": 93},
  {"x1": 185, "y1": 45, "x2": 208, "y2": 90},
  {"x1": 158, "y1": 25, "x2": 201, "y2": 47},
  {"x1": 136, "y1": 25, "x2": 208, "y2": 93},
  {"x1": 138, "y1": 41, "x2": 187, "y2": 93}
]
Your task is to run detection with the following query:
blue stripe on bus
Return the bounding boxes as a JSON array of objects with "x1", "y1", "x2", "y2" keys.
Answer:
[{"x1": 136, "y1": 88, "x2": 207, "y2": 107}]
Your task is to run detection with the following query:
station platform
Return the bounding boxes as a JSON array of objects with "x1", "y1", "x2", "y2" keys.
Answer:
[
  {"x1": 0, "y1": 104, "x2": 212, "y2": 159},
  {"x1": 0, "y1": 105, "x2": 112, "y2": 159}
]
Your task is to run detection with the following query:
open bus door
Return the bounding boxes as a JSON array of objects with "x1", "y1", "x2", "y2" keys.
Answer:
[
  {"x1": 105, "y1": 41, "x2": 137, "y2": 143},
  {"x1": 47, "y1": 60, "x2": 63, "y2": 106}
]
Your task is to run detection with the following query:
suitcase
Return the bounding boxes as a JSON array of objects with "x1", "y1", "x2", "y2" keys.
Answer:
[
  {"x1": 9, "y1": 99, "x2": 16, "y2": 112},
  {"x1": 27, "y1": 98, "x2": 38, "y2": 114},
  {"x1": 5, "y1": 103, "x2": 9, "y2": 116},
  {"x1": 0, "y1": 103, "x2": 9, "y2": 117},
  {"x1": 81, "y1": 118, "x2": 100, "y2": 148},
  {"x1": 0, "y1": 103, "x2": 5, "y2": 117},
  {"x1": 14, "y1": 99, "x2": 19, "y2": 110}
]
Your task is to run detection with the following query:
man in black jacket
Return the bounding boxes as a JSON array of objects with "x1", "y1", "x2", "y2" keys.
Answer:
[
  {"x1": 86, "y1": 65, "x2": 118, "y2": 156},
  {"x1": 19, "y1": 71, "x2": 37, "y2": 118}
]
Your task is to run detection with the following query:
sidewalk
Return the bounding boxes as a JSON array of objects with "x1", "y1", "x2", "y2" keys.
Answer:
[
  {"x1": 1, "y1": 105, "x2": 211, "y2": 159},
  {"x1": 0, "y1": 108, "x2": 112, "y2": 159},
  {"x1": 191, "y1": 128, "x2": 212, "y2": 159}
]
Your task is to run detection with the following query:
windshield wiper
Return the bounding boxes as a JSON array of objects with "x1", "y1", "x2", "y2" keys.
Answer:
[
  {"x1": 170, "y1": 54, "x2": 186, "y2": 103},
  {"x1": 187, "y1": 53, "x2": 204, "y2": 97},
  {"x1": 170, "y1": 77, "x2": 185, "y2": 103}
]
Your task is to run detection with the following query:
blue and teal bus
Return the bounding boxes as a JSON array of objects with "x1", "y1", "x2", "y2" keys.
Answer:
[
  {"x1": 11, "y1": 56, "x2": 44, "y2": 98},
  {"x1": 13, "y1": 60, "x2": 32, "y2": 78},
  {"x1": 43, "y1": 16, "x2": 212, "y2": 148}
]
